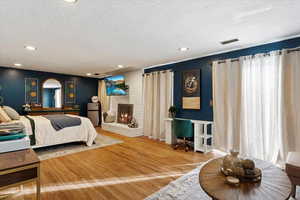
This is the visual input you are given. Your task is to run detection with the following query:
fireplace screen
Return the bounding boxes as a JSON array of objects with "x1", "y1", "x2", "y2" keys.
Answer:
[{"x1": 117, "y1": 104, "x2": 133, "y2": 124}]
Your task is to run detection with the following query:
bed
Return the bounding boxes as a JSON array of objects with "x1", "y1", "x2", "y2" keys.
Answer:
[{"x1": 15, "y1": 114, "x2": 98, "y2": 148}]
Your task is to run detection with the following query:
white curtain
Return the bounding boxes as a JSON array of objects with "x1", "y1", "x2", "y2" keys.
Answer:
[
  {"x1": 239, "y1": 52, "x2": 282, "y2": 163},
  {"x1": 143, "y1": 70, "x2": 173, "y2": 140},
  {"x1": 281, "y1": 50, "x2": 300, "y2": 162},
  {"x1": 98, "y1": 80, "x2": 110, "y2": 112},
  {"x1": 212, "y1": 60, "x2": 242, "y2": 152},
  {"x1": 143, "y1": 73, "x2": 154, "y2": 138},
  {"x1": 213, "y1": 51, "x2": 282, "y2": 163}
]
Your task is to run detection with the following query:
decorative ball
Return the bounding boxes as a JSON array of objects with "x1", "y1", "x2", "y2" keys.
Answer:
[
  {"x1": 245, "y1": 169, "x2": 256, "y2": 176},
  {"x1": 242, "y1": 159, "x2": 255, "y2": 170},
  {"x1": 233, "y1": 167, "x2": 245, "y2": 177}
]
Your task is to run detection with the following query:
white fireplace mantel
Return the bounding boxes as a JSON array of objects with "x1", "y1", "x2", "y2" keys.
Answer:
[{"x1": 102, "y1": 122, "x2": 143, "y2": 137}]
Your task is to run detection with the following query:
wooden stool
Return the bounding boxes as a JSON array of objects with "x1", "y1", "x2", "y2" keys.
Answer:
[{"x1": 286, "y1": 152, "x2": 300, "y2": 198}]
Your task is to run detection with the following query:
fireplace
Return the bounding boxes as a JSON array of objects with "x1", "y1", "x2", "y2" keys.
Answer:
[{"x1": 117, "y1": 104, "x2": 133, "y2": 124}]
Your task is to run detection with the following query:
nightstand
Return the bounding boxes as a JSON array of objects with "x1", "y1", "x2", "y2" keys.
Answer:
[{"x1": 0, "y1": 149, "x2": 41, "y2": 200}]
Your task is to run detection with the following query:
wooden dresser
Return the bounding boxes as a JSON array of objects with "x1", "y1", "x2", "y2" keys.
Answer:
[{"x1": 27, "y1": 108, "x2": 80, "y2": 116}]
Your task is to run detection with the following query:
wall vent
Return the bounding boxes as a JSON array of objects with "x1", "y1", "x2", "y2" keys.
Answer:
[{"x1": 220, "y1": 38, "x2": 239, "y2": 45}]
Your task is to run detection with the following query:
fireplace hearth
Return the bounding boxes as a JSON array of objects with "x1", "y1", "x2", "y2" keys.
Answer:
[{"x1": 117, "y1": 104, "x2": 133, "y2": 124}]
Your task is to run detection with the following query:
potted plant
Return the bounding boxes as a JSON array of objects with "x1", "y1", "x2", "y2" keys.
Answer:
[
  {"x1": 168, "y1": 106, "x2": 178, "y2": 118},
  {"x1": 22, "y1": 104, "x2": 31, "y2": 112}
]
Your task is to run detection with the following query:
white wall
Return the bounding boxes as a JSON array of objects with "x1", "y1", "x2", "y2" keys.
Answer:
[{"x1": 109, "y1": 69, "x2": 144, "y2": 129}]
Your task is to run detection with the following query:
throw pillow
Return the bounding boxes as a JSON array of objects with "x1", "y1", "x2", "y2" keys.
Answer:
[
  {"x1": 0, "y1": 107, "x2": 12, "y2": 122},
  {"x1": 3, "y1": 106, "x2": 20, "y2": 120}
]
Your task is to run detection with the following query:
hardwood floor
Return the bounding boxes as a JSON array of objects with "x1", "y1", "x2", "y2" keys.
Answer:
[{"x1": 1, "y1": 128, "x2": 218, "y2": 200}]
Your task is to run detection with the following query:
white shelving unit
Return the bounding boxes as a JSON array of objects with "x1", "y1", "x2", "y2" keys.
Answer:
[
  {"x1": 164, "y1": 118, "x2": 214, "y2": 153},
  {"x1": 191, "y1": 120, "x2": 214, "y2": 153}
]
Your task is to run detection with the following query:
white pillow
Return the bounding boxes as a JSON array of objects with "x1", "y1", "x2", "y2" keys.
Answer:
[
  {"x1": 0, "y1": 107, "x2": 12, "y2": 122},
  {"x1": 3, "y1": 106, "x2": 20, "y2": 120}
]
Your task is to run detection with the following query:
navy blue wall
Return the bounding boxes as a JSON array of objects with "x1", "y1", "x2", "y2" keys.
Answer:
[
  {"x1": 145, "y1": 37, "x2": 300, "y2": 121},
  {"x1": 0, "y1": 67, "x2": 98, "y2": 116}
]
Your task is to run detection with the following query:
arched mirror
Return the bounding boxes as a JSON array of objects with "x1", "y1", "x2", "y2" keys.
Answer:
[{"x1": 42, "y1": 79, "x2": 62, "y2": 108}]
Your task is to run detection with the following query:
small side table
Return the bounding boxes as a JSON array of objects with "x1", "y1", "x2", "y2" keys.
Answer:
[{"x1": 0, "y1": 149, "x2": 41, "y2": 200}]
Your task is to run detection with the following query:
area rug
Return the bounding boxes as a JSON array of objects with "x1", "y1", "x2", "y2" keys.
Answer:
[
  {"x1": 34, "y1": 134, "x2": 123, "y2": 161},
  {"x1": 146, "y1": 163, "x2": 300, "y2": 200},
  {"x1": 145, "y1": 164, "x2": 210, "y2": 200}
]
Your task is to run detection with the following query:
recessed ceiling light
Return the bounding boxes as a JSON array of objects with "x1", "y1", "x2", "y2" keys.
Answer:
[
  {"x1": 24, "y1": 45, "x2": 36, "y2": 51},
  {"x1": 117, "y1": 65, "x2": 124, "y2": 68},
  {"x1": 64, "y1": 0, "x2": 77, "y2": 3},
  {"x1": 14, "y1": 63, "x2": 22, "y2": 67},
  {"x1": 86, "y1": 73, "x2": 92, "y2": 76},
  {"x1": 179, "y1": 47, "x2": 189, "y2": 52}
]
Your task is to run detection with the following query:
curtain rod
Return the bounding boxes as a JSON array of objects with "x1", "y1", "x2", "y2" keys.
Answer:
[
  {"x1": 288, "y1": 48, "x2": 300, "y2": 53},
  {"x1": 213, "y1": 47, "x2": 300, "y2": 64},
  {"x1": 143, "y1": 69, "x2": 173, "y2": 76}
]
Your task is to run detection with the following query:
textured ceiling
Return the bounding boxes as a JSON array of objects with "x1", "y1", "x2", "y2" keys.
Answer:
[{"x1": 0, "y1": 0, "x2": 300, "y2": 77}]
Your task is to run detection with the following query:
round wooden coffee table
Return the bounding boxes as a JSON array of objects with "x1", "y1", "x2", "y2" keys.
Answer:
[{"x1": 199, "y1": 158, "x2": 292, "y2": 200}]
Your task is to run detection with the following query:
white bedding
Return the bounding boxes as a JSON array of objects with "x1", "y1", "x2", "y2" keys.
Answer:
[{"x1": 19, "y1": 115, "x2": 97, "y2": 148}]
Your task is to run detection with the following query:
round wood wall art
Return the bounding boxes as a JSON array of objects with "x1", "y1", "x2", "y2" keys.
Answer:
[{"x1": 184, "y1": 75, "x2": 198, "y2": 94}]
